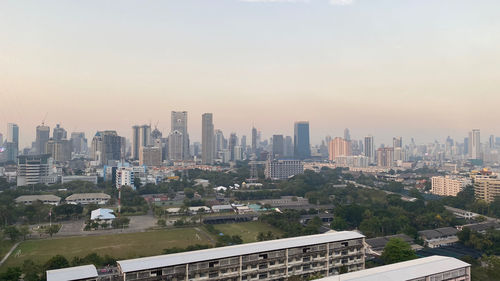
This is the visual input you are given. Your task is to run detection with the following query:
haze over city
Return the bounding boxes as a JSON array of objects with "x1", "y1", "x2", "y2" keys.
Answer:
[{"x1": 2, "y1": 0, "x2": 500, "y2": 147}]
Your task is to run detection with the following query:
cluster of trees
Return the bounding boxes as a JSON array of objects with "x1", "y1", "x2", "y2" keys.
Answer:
[
  {"x1": 0, "y1": 252, "x2": 116, "y2": 281},
  {"x1": 380, "y1": 238, "x2": 417, "y2": 264},
  {"x1": 163, "y1": 244, "x2": 212, "y2": 254},
  {"x1": 260, "y1": 210, "x2": 322, "y2": 237},
  {"x1": 458, "y1": 228, "x2": 500, "y2": 255}
]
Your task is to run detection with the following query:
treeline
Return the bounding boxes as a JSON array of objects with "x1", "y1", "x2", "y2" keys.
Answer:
[
  {"x1": 259, "y1": 210, "x2": 322, "y2": 237},
  {"x1": 0, "y1": 252, "x2": 116, "y2": 281}
]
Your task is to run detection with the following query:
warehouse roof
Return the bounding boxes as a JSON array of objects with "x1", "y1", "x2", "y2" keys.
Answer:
[
  {"x1": 66, "y1": 193, "x2": 111, "y2": 201},
  {"x1": 46, "y1": 265, "x2": 97, "y2": 281},
  {"x1": 117, "y1": 231, "x2": 364, "y2": 273},
  {"x1": 15, "y1": 195, "x2": 61, "y2": 203}
]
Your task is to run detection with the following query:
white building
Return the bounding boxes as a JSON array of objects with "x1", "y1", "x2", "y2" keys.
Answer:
[
  {"x1": 16, "y1": 154, "x2": 57, "y2": 187},
  {"x1": 15, "y1": 195, "x2": 61, "y2": 206},
  {"x1": 61, "y1": 175, "x2": 98, "y2": 184},
  {"x1": 90, "y1": 208, "x2": 116, "y2": 221},
  {"x1": 116, "y1": 167, "x2": 134, "y2": 189},
  {"x1": 265, "y1": 159, "x2": 304, "y2": 180}
]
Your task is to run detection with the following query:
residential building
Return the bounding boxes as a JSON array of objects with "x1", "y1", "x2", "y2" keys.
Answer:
[
  {"x1": 168, "y1": 130, "x2": 184, "y2": 161},
  {"x1": 334, "y1": 156, "x2": 368, "y2": 168},
  {"x1": 15, "y1": 195, "x2": 61, "y2": 206},
  {"x1": 265, "y1": 159, "x2": 304, "y2": 180},
  {"x1": 474, "y1": 176, "x2": 500, "y2": 203},
  {"x1": 65, "y1": 193, "x2": 111, "y2": 205},
  {"x1": 431, "y1": 176, "x2": 469, "y2": 197},
  {"x1": 363, "y1": 136, "x2": 374, "y2": 164},
  {"x1": 377, "y1": 147, "x2": 394, "y2": 167},
  {"x1": 294, "y1": 121, "x2": 311, "y2": 160},
  {"x1": 116, "y1": 167, "x2": 134, "y2": 189},
  {"x1": 17, "y1": 154, "x2": 57, "y2": 186},
  {"x1": 329, "y1": 137, "x2": 352, "y2": 161},
  {"x1": 61, "y1": 176, "x2": 98, "y2": 184},
  {"x1": 202, "y1": 113, "x2": 215, "y2": 165},
  {"x1": 140, "y1": 146, "x2": 162, "y2": 166},
  {"x1": 318, "y1": 256, "x2": 470, "y2": 281}
]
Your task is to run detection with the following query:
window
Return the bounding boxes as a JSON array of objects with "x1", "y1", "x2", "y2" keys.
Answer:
[
  {"x1": 209, "y1": 272, "x2": 219, "y2": 278},
  {"x1": 259, "y1": 254, "x2": 268, "y2": 260},
  {"x1": 259, "y1": 273, "x2": 268, "y2": 279},
  {"x1": 209, "y1": 261, "x2": 219, "y2": 268},
  {"x1": 303, "y1": 247, "x2": 311, "y2": 253},
  {"x1": 341, "y1": 242, "x2": 349, "y2": 247}
]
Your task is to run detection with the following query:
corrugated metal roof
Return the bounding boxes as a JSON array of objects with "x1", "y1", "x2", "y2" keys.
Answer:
[
  {"x1": 46, "y1": 265, "x2": 98, "y2": 281},
  {"x1": 117, "y1": 231, "x2": 364, "y2": 273},
  {"x1": 320, "y1": 256, "x2": 469, "y2": 281}
]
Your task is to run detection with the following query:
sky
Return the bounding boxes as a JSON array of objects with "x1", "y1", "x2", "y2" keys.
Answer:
[{"x1": 1, "y1": 0, "x2": 500, "y2": 148}]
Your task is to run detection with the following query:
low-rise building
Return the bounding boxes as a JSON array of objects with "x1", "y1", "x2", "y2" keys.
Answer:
[
  {"x1": 15, "y1": 195, "x2": 61, "y2": 206},
  {"x1": 317, "y1": 256, "x2": 470, "y2": 281},
  {"x1": 265, "y1": 159, "x2": 304, "y2": 180},
  {"x1": 365, "y1": 234, "x2": 422, "y2": 257},
  {"x1": 460, "y1": 221, "x2": 500, "y2": 234},
  {"x1": 211, "y1": 205, "x2": 234, "y2": 213},
  {"x1": 418, "y1": 227, "x2": 459, "y2": 248},
  {"x1": 61, "y1": 176, "x2": 98, "y2": 184},
  {"x1": 65, "y1": 193, "x2": 111, "y2": 205},
  {"x1": 47, "y1": 265, "x2": 98, "y2": 281},
  {"x1": 188, "y1": 206, "x2": 211, "y2": 214},
  {"x1": 90, "y1": 208, "x2": 116, "y2": 222}
]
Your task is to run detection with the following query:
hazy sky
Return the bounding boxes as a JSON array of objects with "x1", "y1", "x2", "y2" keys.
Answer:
[{"x1": 1, "y1": 0, "x2": 500, "y2": 148}]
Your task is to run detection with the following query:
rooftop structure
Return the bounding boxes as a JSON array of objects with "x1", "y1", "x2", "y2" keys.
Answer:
[
  {"x1": 65, "y1": 193, "x2": 111, "y2": 205},
  {"x1": 46, "y1": 265, "x2": 98, "y2": 281},
  {"x1": 90, "y1": 208, "x2": 116, "y2": 221},
  {"x1": 15, "y1": 194, "x2": 61, "y2": 206}
]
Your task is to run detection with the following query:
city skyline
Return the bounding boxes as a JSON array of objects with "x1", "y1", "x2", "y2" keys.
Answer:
[{"x1": 1, "y1": 0, "x2": 500, "y2": 147}]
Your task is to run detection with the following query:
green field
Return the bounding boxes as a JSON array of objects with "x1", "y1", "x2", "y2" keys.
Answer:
[
  {"x1": 1, "y1": 227, "x2": 212, "y2": 270},
  {"x1": 0, "y1": 240, "x2": 16, "y2": 261},
  {"x1": 211, "y1": 221, "x2": 284, "y2": 243}
]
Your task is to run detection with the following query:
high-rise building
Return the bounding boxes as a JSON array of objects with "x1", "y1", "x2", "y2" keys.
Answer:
[
  {"x1": 393, "y1": 137, "x2": 403, "y2": 162},
  {"x1": 241, "y1": 135, "x2": 247, "y2": 150},
  {"x1": 229, "y1": 133, "x2": 238, "y2": 161},
  {"x1": 344, "y1": 128, "x2": 351, "y2": 141},
  {"x1": 35, "y1": 125, "x2": 50, "y2": 154},
  {"x1": 329, "y1": 137, "x2": 352, "y2": 161},
  {"x1": 132, "y1": 125, "x2": 152, "y2": 160},
  {"x1": 70, "y1": 132, "x2": 88, "y2": 155},
  {"x1": 468, "y1": 129, "x2": 481, "y2": 160},
  {"x1": 52, "y1": 124, "x2": 67, "y2": 141},
  {"x1": 168, "y1": 130, "x2": 184, "y2": 161},
  {"x1": 7, "y1": 123, "x2": 19, "y2": 144},
  {"x1": 116, "y1": 167, "x2": 134, "y2": 189},
  {"x1": 489, "y1": 135, "x2": 495, "y2": 149},
  {"x1": 202, "y1": 113, "x2": 215, "y2": 165},
  {"x1": 364, "y1": 136, "x2": 375, "y2": 164},
  {"x1": 284, "y1": 136, "x2": 294, "y2": 158},
  {"x1": 251, "y1": 127, "x2": 258, "y2": 154},
  {"x1": 91, "y1": 131, "x2": 123, "y2": 165},
  {"x1": 3, "y1": 142, "x2": 18, "y2": 162},
  {"x1": 171, "y1": 111, "x2": 190, "y2": 160},
  {"x1": 463, "y1": 137, "x2": 469, "y2": 156},
  {"x1": 0, "y1": 133, "x2": 3, "y2": 146},
  {"x1": 377, "y1": 147, "x2": 394, "y2": 167},
  {"x1": 139, "y1": 146, "x2": 162, "y2": 167},
  {"x1": 294, "y1": 121, "x2": 310, "y2": 160},
  {"x1": 46, "y1": 139, "x2": 72, "y2": 162},
  {"x1": 17, "y1": 154, "x2": 57, "y2": 186},
  {"x1": 474, "y1": 176, "x2": 500, "y2": 203},
  {"x1": 272, "y1": 135, "x2": 284, "y2": 159}
]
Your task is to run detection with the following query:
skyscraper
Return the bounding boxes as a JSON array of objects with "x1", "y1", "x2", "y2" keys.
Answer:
[
  {"x1": 364, "y1": 135, "x2": 375, "y2": 164},
  {"x1": 344, "y1": 128, "x2": 351, "y2": 141},
  {"x1": 7, "y1": 123, "x2": 19, "y2": 144},
  {"x1": 229, "y1": 133, "x2": 238, "y2": 161},
  {"x1": 132, "y1": 125, "x2": 152, "y2": 160},
  {"x1": 468, "y1": 129, "x2": 481, "y2": 160},
  {"x1": 272, "y1": 135, "x2": 284, "y2": 159},
  {"x1": 251, "y1": 127, "x2": 258, "y2": 154},
  {"x1": 294, "y1": 121, "x2": 310, "y2": 160},
  {"x1": 70, "y1": 132, "x2": 88, "y2": 155},
  {"x1": 284, "y1": 136, "x2": 293, "y2": 158},
  {"x1": 393, "y1": 136, "x2": 403, "y2": 162},
  {"x1": 201, "y1": 113, "x2": 215, "y2": 165},
  {"x1": 171, "y1": 111, "x2": 190, "y2": 160},
  {"x1": 215, "y1": 129, "x2": 225, "y2": 153},
  {"x1": 377, "y1": 147, "x2": 394, "y2": 167},
  {"x1": 35, "y1": 125, "x2": 50, "y2": 154},
  {"x1": 53, "y1": 124, "x2": 67, "y2": 141},
  {"x1": 91, "y1": 131, "x2": 123, "y2": 165},
  {"x1": 489, "y1": 135, "x2": 495, "y2": 149},
  {"x1": 168, "y1": 130, "x2": 184, "y2": 161}
]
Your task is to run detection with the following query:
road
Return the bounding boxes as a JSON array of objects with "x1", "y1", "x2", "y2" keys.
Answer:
[{"x1": 0, "y1": 242, "x2": 20, "y2": 267}]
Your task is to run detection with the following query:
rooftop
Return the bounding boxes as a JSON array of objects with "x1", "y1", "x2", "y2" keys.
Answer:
[
  {"x1": 46, "y1": 265, "x2": 97, "y2": 281},
  {"x1": 15, "y1": 194, "x2": 61, "y2": 202},
  {"x1": 319, "y1": 256, "x2": 469, "y2": 281},
  {"x1": 66, "y1": 193, "x2": 111, "y2": 200},
  {"x1": 117, "y1": 231, "x2": 364, "y2": 273}
]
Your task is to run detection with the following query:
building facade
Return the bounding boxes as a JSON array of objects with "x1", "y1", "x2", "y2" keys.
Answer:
[
  {"x1": 329, "y1": 137, "x2": 352, "y2": 162},
  {"x1": 431, "y1": 176, "x2": 469, "y2": 197},
  {"x1": 202, "y1": 113, "x2": 215, "y2": 165},
  {"x1": 17, "y1": 154, "x2": 57, "y2": 186},
  {"x1": 294, "y1": 121, "x2": 310, "y2": 160},
  {"x1": 265, "y1": 159, "x2": 304, "y2": 180},
  {"x1": 363, "y1": 136, "x2": 374, "y2": 164},
  {"x1": 91, "y1": 131, "x2": 123, "y2": 165},
  {"x1": 140, "y1": 146, "x2": 162, "y2": 167},
  {"x1": 377, "y1": 147, "x2": 394, "y2": 168},
  {"x1": 474, "y1": 176, "x2": 500, "y2": 203},
  {"x1": 171, "y1": 111, "x2": 190, "y2": 160}
]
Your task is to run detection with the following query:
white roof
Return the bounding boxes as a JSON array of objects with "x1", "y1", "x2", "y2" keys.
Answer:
[
  {"x1": 320, "y1": 256, "x2": 470, "y2": 281},
  {"x1": 46, "y1": 265, "x2": 97, "y2": 281},
  {"x1": 66, "y1": 193, "x2": 111, "y2": 200},
  {"x1": 91, "y1": 208, "x2": 116, "y2": 220},
  {"x1": 117, "y1": 231, "x2": 364, "y2": 273},
  {"x1": 188, "y1": 206, "x2": 210, "y2": 211},
  {"x1": 166, "y1": 207, "x2": 181, "y2": 213},
  {"x1": 15, "y1": 195, "x2": 61, "y2": 202}
]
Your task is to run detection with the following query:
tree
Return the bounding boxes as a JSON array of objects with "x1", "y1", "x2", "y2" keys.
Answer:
[
  {"x1": 4, "y1": 225, "x2": 21, "y2": 241},
  {"x1": 44, "y1": 255, "x2": 69, "y2": 270},
  {"x1": 157, "y1": 219, "x2": 166, "y2": 227},
  {"x1": 184, "y1": 188, "x2": 195, "y2": 199},
  {"x1": 19, "y1": 225, "x2": 31, "y2": 240},
  {"x1": 381, "y1": 238, "x2": 417, "y2": 264},
  {"x1": 331, "y1": 217, "x2": 348, "y2": 231},
  {"x1": 0, "y1": 267, "x2": 22, "y2": 281},
  {"x1": 46, "y1": 224, "x2": 60, "y2": 237}
]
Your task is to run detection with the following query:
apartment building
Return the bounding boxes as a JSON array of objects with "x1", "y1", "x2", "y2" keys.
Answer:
[
  {"x1": 430, "y1": 176, "x2": 469, "y2": 197},
  {"x1": 474, "y1": 176, "x2": 500, "y2": 203},
  {"x1": 47, "y1": 231, "x2": 365, "y2": 281},
  {"x1": 265, "y1": 159, "x2": 304, "y2": 180}
]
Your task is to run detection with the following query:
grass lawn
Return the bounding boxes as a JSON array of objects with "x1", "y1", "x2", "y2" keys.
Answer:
[
  {"x1": 0, "y1": 239, "x2": 16, "y2": 260},
  {"x1": 1, "y1": 227, "x2": 212, "y2": 270},
  {"x1": 211, "y1": 221, "x2": 284, "y2": 243}
]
